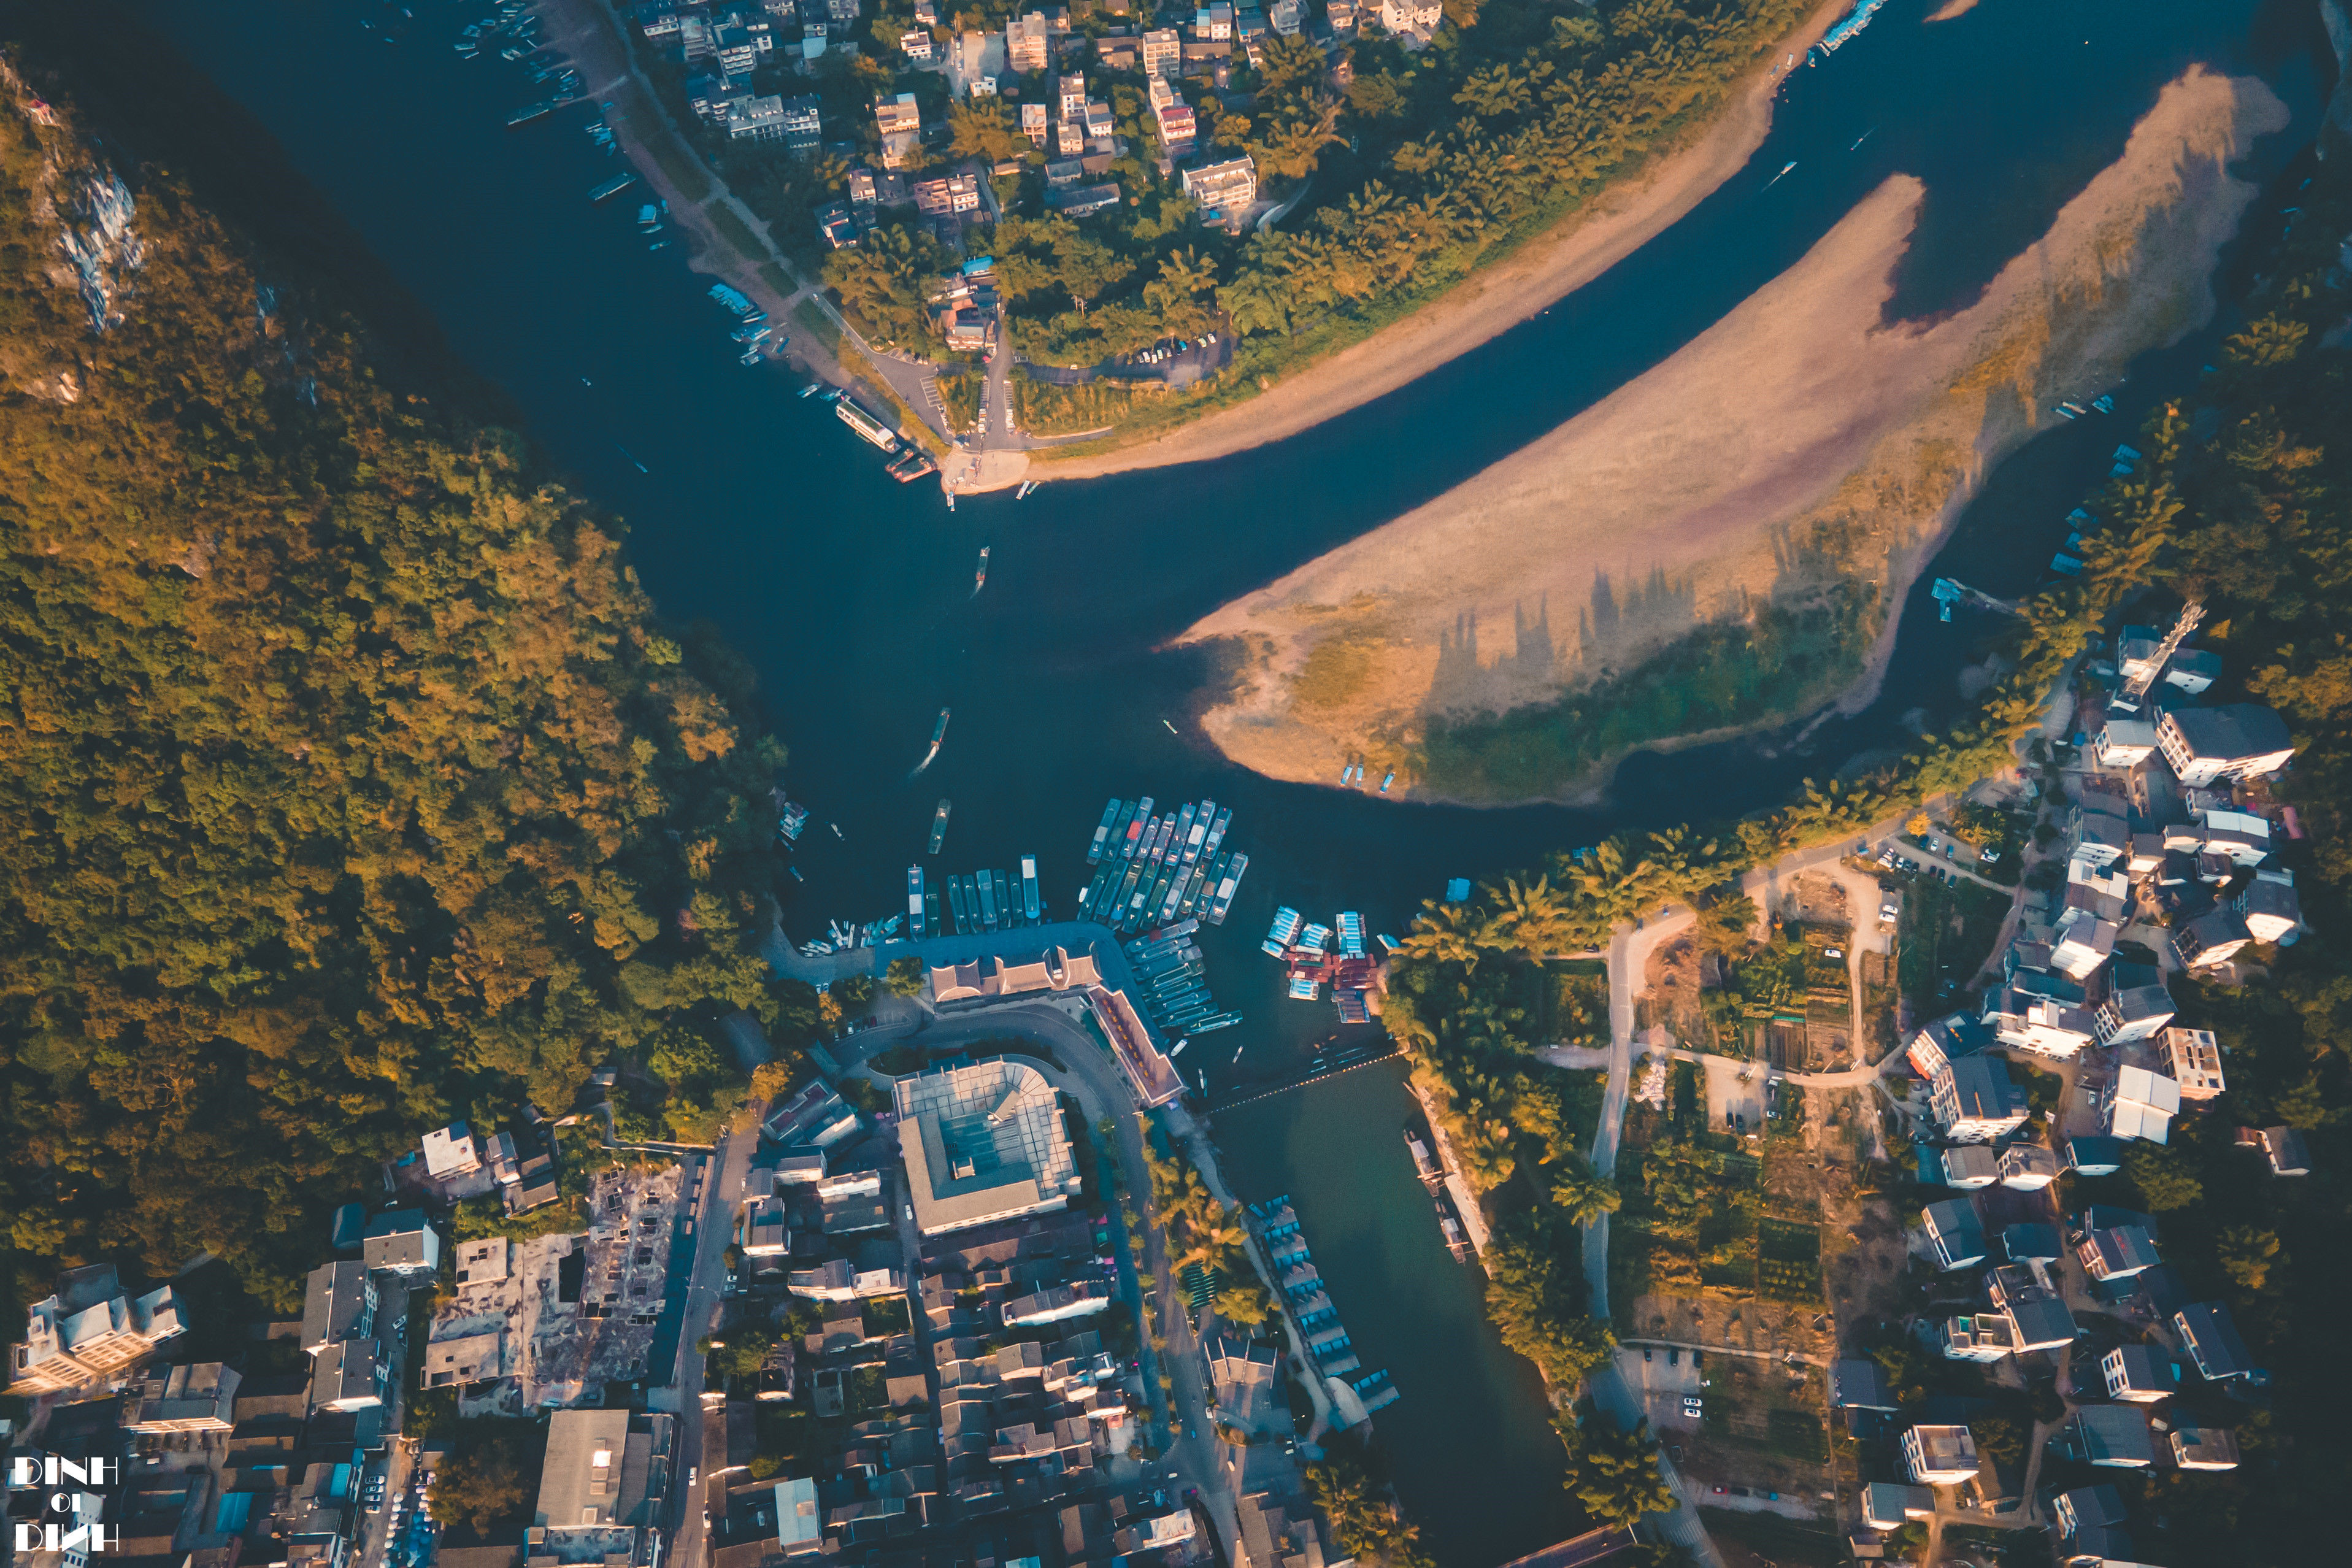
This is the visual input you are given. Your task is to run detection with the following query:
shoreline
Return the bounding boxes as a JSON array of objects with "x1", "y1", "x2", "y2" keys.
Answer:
[
  {"x1": 1175, "y1": 69, "x2": 2287, "y2": 807},
  {"x1": 1026, "y1": 0, "x2": 1856, "y2": 485},
  {"x1": 549, "y1": 0, "x2": 1852, "y2": 493}
]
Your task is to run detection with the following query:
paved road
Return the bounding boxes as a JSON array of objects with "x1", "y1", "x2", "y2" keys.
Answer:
[
  {"x1": 1577, "y1": 912, "x2": 1726, "y2": 1568},
  {"x1": 662, "y1": 1116, "x2": 759, "y2": 1568},
  {"x1": 545, "y1": 0, "x2": 950, "y2": 446}
]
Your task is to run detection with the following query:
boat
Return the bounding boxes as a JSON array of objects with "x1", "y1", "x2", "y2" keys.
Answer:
[
  {"x1": 835, "y1": 397, "x2": 901, "y2": 452},
  {"x1": 507, "y1": 102, "x2": 552, "y2": 126},
  {"x1": 1762, "y1": 160, "x2": 1797, "y2": 190},
  {"x1": 928, "y1": 797, "x2": 951, "y2": 855},
  {"x1": 924, "y1": 886, "x2": 940, "y2": 933},
  {"x1": 975, "y1": 872, "x2": 999, "y2": 931},
  {"x1": 972, "y1": 545, "x2": 990, "y2": 596},
  {"x1": 588, "y1": 172, "x2": 636, "y2": 202},
  {"x1": 1816, "y1": 0, "x2": 1888, "y2": 55},
  {"x1": 2091, "y1": 394, "x2": 2116, "y2": 413},
  {"x1": 1020, "y1": 856, "x2": 1042, "y2": 922},
  {"x1": 945, "y1": 493, "x2": 956, "y2": 512},
  {"x1": 786, "y1": 865, "x2": 803, "y2": 882},
  {"x1": 907, "y1": 866, "x2": 926, "y2": 937},
  {"x1": 739, "y1": 350, "x2": 762, "y2": 366},
  {"x1": 1182, "y1": 800, "x2": 1212, "y2": 863},
  {"x1": 1263, "y1": 906, "x2": 1303, "y2": 956},
  {"x1": 798, "y1": 383, "x2": 821, "y2": 398},
  {"x1": 1169, "y1": 1037, "x2": 1189, "y2": 1059},
  {"x1": 1171, "y1": 804, "x2": 1197, "y2": 866},
  {"x1": 1207, "y1": 852, "x2": 1247, "y2": 925},
  {"x1": 909, "y1": 708, "x2": 950, "y2": 778},
  {"x1": 1122, "y1": 797, "x2": 1155, "y2": 858},
  {"x1": 829, "y1": 823, "x2": 843, "y2": 840},
  {"x1": 1199, "y1": 807, "x2": 1232, "y2": 861},
  {"x1": 1380, "y1": 769, "x2": 1394, "y2": 793},
  {"x1": 1088, "y1": 799, "x2": 1121, "y2": 864},
  {"x1": 1405, "y1": 1129, "x2": 1442, "y2": 1186},
  {"x1": 946, "y1": 875, "x2": 970, "y2": 934},
  {"x1": 1015, "y1": 480, "x2": 1037, "y2": 498},
  {"x1": 2053, "y1": 403, "x2": 2081, "y2": 420}
]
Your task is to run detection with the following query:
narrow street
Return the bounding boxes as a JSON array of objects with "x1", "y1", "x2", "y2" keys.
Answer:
[{"x1": 661, "y1": 1115, "x2": 759, "y2": 1568}]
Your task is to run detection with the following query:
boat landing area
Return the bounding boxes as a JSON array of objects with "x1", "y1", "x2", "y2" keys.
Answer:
[{"x1": 942, "y1": 447, "x2": 1030, "y2": 496}]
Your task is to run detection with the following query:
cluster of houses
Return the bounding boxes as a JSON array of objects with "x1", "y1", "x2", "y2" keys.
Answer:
[
  {"x1": 632, "y1": 0, "x2": 1439, "y2": 263},
  {"x1": 1853, "y1": 620, "x2": 2310, "y2": 1563},
  {"x1": 705, "y1": 1056, "x2": 1212, "y2": 1566},
  {"x1": 2, "y1": 1216, "x2": 440, "y2": 1568}
]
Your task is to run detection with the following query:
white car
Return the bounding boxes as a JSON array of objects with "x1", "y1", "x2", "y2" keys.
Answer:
[{"x1": 1880, "y1": 902, "x2": 1899, "y2": 923}]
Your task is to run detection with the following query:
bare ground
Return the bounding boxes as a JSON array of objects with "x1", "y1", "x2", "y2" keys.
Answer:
[{"x1": 1180, "y1": 69, "x2": 2289, "y2": 802}]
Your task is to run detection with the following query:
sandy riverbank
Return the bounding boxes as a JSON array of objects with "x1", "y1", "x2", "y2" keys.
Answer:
[
  {"x1": 1180, "y1": 67, "x2": 2288, "y2": 804},
  {"x1": 1018, "y1": 0, "x2": 1856, "y2": 485}
]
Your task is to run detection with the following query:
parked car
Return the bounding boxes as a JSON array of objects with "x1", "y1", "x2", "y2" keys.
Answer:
[
  {"x1": 1683, "y1": 1396, "x2": 1704, "y2": 1416},
  {"x1": 1981, "y1": 845, "x2": 2000, "y2": 862}
]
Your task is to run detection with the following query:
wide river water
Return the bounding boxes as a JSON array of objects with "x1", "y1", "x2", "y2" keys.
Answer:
[{"x1": 136, "y1": 0, "x2": 2329, "y2": 1558}]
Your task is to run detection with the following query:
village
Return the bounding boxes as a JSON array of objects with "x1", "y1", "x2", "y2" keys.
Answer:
[
  {"x1": 1567, "y1": 601, "x2": 2310, "y2": 1567},
  {"x1": 1, "y1": 918, "x2": 1380, "y2": 1568}
]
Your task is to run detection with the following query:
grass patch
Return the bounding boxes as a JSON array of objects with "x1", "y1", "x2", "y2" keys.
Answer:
[
  {"x1": 1697, "y1": 1508, "x2": 1843, "y2": 1567},
  {"x1": 1756, "y1": 1216, "x2": 1823, "y2": 1304},
  {"x1": 607, "y1": 92, "x2": 712, "y2": 202},
  {"x1": 707, "y1": 202, "x2": 769, "y2": 263},
  {"x1": 1413, "y1": 584, "x2": 1881, "y2": 802},
  {"x1": 759, "y1": 261, "x2": 799, "y2": 299},
  {"x1": 1544, "y1": 969, "x2": 1609, "y2": 1046},
  {"x1": 1293, "y1": 629, "x2": 1381, "y2": 710},
  {"x1": 793, "y1": 298, "x2": 843, "y2": 353},
  {"x1": 1895, "y1": 875, "x2": 2013, "y2": 1010},
  {"x1": 1009, "y1": 370, "x2": 1164, "y2": 436},
  {"x1": 937, "y1": 366, "x2": 985, "y2": 433},
  {"x1": 1765, "y1": 1406, "x2": 1829, "y2": 1464}
]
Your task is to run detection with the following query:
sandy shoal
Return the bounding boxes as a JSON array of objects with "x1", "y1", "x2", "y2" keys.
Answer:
[
  {"x1": 1179, "y1": 67, "x2": 2288, "y2": 801},
  {"x1": 1029, "y1": 0, "x2": 1857, "y2": 482}
]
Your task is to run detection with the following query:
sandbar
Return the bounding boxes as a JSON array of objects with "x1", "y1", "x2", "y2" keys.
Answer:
[{"x1": 1180, "y1": 67, "x2": 2288, "y2": 803}]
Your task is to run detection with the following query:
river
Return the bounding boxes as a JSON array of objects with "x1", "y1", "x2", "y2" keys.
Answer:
[{"x1": 127, "y1": 0, "x2": 2329, "y2": 1559}]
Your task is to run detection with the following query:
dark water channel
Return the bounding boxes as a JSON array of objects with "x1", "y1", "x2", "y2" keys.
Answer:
[{"x1": 128, "y1": 0, "x2": 2332, "y2": 1558}]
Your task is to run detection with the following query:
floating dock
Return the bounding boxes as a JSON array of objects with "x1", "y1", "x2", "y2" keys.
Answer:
[{"x1": 1245, "y1": 1197, "x2": 1396, "y2": 1421}]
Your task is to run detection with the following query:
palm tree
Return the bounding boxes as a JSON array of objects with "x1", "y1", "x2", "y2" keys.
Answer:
[
  {"x1": 1399, "y1": 900, "x2": 1485, "y2": 968},
  {"x1": 1547, "y1": 1155, "x2": 1623, "y2": 1228}
]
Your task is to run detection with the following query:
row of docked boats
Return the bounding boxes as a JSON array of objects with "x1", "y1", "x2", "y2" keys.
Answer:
[
  {"x1": 1079, "y1": 796, "x2": 1247, "y2": 933},
  {"x1": 1123, "y1": 921, "x2": 1240, "y2": 1043},
  {"x1": 1247, "y1": 1198, "x2": 1400, "y2": 1419},
  {"x1": 1405, "y1": 1123, "x2": 1474, "y2": 1262},
  {"x1": 909, "y1": 856, "x2": 1045, "y2": 940}
]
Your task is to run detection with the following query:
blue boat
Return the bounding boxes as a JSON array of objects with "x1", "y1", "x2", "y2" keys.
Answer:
[
  {"x1": 1088, "y1": 799, "x2": 1121, "y2": 863},
  {"x1": 1207, "y1": 852, "x2": 1248, "y2": 925},
  {"x1": 1020, "y1": 856, "x2": 1042, "y2": 922}
]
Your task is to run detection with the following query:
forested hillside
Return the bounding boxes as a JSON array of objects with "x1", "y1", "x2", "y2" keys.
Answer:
[{"x1": 0, "y1": 58, "x2": 787, "y2": 1312}]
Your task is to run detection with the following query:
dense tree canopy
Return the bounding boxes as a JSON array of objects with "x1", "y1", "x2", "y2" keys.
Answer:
[{"x1": 0, "y1": 71, "x2": 788, "y2": 1310}]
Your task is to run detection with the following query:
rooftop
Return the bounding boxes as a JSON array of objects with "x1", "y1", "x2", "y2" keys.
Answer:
[{"x1": 893, "y1": 1060, "x2": 1079, "y2": 1236}]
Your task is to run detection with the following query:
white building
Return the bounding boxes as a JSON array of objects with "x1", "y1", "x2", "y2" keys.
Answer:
[
  {"x1": 1141, "y1": 27, "x2": 1182, "y2": 77},
  {"x1": 1180, "y1": 156, "x2": 1258, "y2": 223},
  {"x1": 1377, "y1": 0, "x2": 1442, "y2": 40},
  {"x1": 893, "y1": 1059, "x2": 1082, "y2": 1236},
  {"x1": 1902, "y1": 1424, "x2": 1980, "y2": 1486},
  {"x1": 2155, "y1": 704, "x2": 2295, "y2": 786},
  {"x1": 2102, "y1": 1064, "x2": 2181, "y2": 1143}
]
